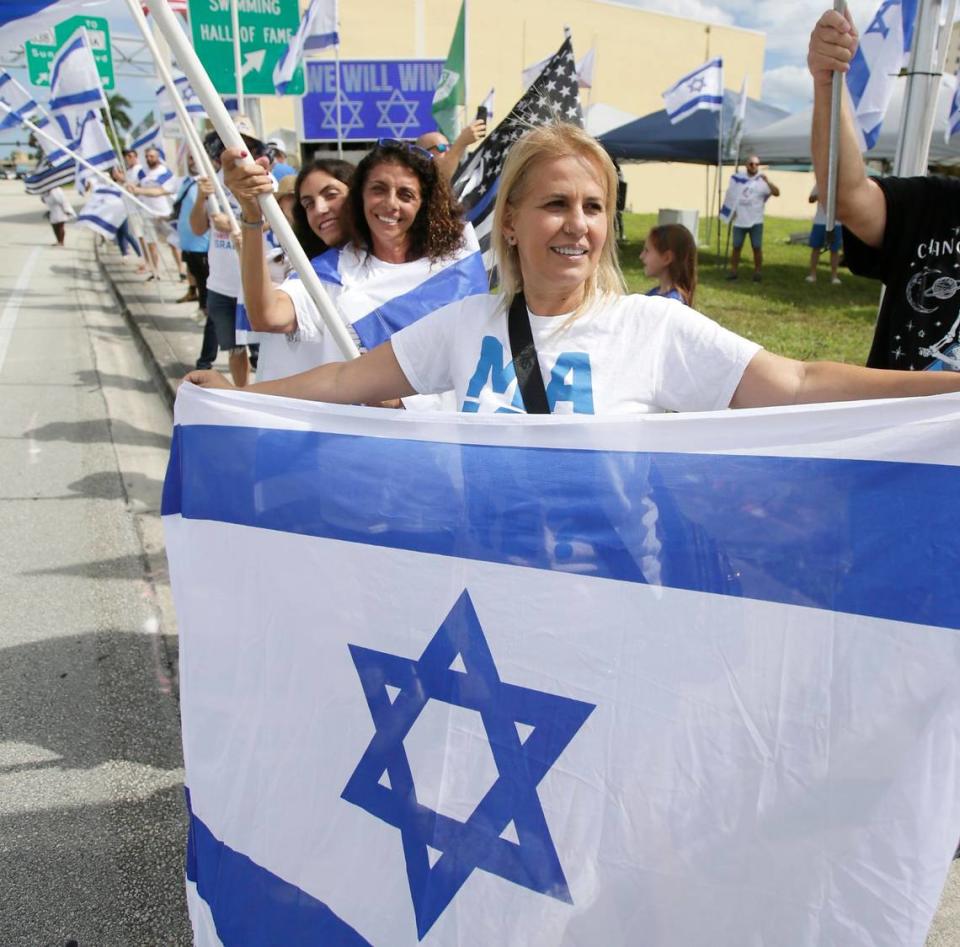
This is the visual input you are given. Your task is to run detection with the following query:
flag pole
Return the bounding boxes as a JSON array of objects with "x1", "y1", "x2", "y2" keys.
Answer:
[
  {"x1": 463, "y1": 0, "x2": 470, "y2": 120},
  {"x1": 145, "y1": 0, "x2": 360, "y2": 361},
  {"x1": 125, "y1": 0, "x2": 237, "y2": 234},
  {"x1": 231, "y1": 0, "x2": 244, "y2": 108},
  {"x1": 1, "y1": 102, "x2": 158, "y2": 215},
  {"x1": 716, "y1": 85, "x2": 723, "y2": 259},
  {"x1": 335, "y1": 38, "x2": 343, "y2": 159}
]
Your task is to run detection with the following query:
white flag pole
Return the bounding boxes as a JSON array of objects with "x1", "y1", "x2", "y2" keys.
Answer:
[
  {"x1": 124, "y1": 0, "x2": 237, "y2": 234},
  {"x1": 231, "y1": 0, "x2": 244, "y2": 106},
  {"x1": 335, "y1": 39, "x2": 344, "y2": 159},
  {"x1": 1, "y1": 102, "x2": 159, "y2": 215},
  {"x1": 145, "y1": 0, "x2": 360, "y2": 360}
]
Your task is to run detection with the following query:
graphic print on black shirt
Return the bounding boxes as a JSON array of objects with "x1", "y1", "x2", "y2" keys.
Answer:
[{"x1": 844, "y1": 175, "x2": 960, "y2": 372}]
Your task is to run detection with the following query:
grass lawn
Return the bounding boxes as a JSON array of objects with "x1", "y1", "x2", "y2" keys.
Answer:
[{"x1": 620, "y1": 213, "x2": 882, "y2": 364}]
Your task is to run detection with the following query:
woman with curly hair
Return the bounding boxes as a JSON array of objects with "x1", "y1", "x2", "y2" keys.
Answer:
[{"x1": 221, "y1": 139, "x2": 486, "y2": 385}]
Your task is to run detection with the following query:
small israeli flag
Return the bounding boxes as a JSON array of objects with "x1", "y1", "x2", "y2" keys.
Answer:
[
  {"x1": 273, "y1": 0, "x2": 339, "y2": 95},
  {"x1": 662, "y1": 57, "x2": 723, "y2": 125},
  {"x1": 947, "y1": 70, "x2": 960, "y2": 144},
  {"x1": 0, "y1": 70, "x2": 39, "y2": 131},
  {"x1": 846, "y1": 0, "x2": 918, "y2": 150}
]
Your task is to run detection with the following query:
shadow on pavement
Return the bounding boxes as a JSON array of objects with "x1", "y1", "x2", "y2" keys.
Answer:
[{"x1": 22, "y1": 419, "x2": 170, "y2": 450}]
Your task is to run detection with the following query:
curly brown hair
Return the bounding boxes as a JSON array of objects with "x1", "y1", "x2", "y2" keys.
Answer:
[
  {"x1": 345, "y1": 142, "x2": 465, "y2": 263},
  {"x1": 291, "y1": 158, "x2": 355, "y2": 259}
]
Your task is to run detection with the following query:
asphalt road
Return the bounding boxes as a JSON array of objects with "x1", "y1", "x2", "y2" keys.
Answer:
[{"x1": 0, "y1": 185, "x2": 190, "y2": 946}]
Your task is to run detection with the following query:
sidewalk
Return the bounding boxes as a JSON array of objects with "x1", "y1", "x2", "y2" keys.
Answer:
[{"x1": 96, "y1": 236, "x2": 230, "y2": 411}]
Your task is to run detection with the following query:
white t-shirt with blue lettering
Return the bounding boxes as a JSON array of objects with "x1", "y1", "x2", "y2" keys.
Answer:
[{"x1": 391, "y1": 293, "x2": 761, "y2": 415}]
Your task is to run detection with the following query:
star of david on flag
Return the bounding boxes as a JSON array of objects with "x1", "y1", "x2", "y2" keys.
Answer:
[
  {"x1": 342, "y1": 590, "x2": 595, "y2": 939},
  {"x1": 165, "y1": 384, "x2": 960, "y2": 946}
]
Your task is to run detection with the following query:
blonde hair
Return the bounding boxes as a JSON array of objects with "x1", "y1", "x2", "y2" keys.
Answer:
[{"x1": 491, "y1": 122, "x2": 626, "y2": 314}]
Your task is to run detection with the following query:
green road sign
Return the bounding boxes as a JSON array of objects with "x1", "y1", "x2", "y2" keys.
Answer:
[
  {"x1": 25, "y1": 16, "x2": 114, "y2": 90},
  {"x1": 187, "y1": 0, "x2": 304, "y2": 96}
]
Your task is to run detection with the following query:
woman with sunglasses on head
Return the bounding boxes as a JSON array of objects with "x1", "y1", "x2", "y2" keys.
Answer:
[
  {"x1": 190, "y1": 122, "x2": 960, "y2": 414},
  {"x1": 220, "y1": 138, "x2": 487, "y2": 399}
]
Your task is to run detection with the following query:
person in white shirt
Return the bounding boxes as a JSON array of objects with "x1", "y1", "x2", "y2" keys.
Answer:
[
  {"x1": 41, "y1": 186, "x2": 75, "y2": 246},
  {"x1": 187, "y1": 122, "x2": 960, "y2": 413},
  {"x1": 129, "y1": 146, "x2": 182, "y2": 280},
  {"x1": 727, "y1": 155, "x2": 779, "y2": 283},
  {"x1": 123, "y1": 148, "x2": 150, "y2": 271}
]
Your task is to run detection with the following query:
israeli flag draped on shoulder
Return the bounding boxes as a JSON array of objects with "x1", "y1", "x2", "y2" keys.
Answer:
[
  {"x1": 846, "y1": 0, "x2": 918, "y2": 150},
  {"x1": 293, "y1": 224, "x2": 487, "y2": 351},
  {"x1": 77, "y1": 185, "x2": 126, "y2": 240},
  {"x1": 662, "y1": 57, "x2": 723, "y2": 124},
  {"x1": 719, "y1": 171, "x2": 749, "y2": 223},
  {"x1": 273, "y1": 0, "x2": 339, "y2": 95},
  {"x1": 165, "y1": 385, "x2": 960, "y2": 946},
  {"x1": 0, "y1": 0, "x2": 106, "y2": 52},
  {"x1": 48, "y1": 27, "x2": 104, "y2": 143}
]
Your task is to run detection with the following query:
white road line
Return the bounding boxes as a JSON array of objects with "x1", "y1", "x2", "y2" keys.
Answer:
[{"x1": 0, "y1": 246, "x2": 42, "y2": 378}]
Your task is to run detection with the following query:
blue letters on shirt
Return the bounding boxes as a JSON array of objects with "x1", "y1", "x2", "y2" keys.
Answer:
[{"x1": 461, "y1": 336, "x2": 595, "y2": 414}]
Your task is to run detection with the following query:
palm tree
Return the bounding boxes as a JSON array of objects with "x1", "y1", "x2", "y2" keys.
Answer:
[{"x1": 105, "y1": 92, "x2": 133, "y2": 151}]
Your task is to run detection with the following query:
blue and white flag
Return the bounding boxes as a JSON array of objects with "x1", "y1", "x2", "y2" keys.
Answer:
[
  {"x1": 73, "y1": 109, "x2": 115, "y2": 191},
  {"x1": 24, "y1": 154, "x2": 75, "y2": 194},
  {"x1": 846, "y1": 0, "x2": 918, "y2": 150},
  {"x1": 662, "y1": 57, "x2": 723, "y2": 124},
  {"x1": 32, "y1": 113, "x2": 70, "y2": 163},
  {"x1": 0, "y1": 69, "x2": 39, "y2": 130},
  {"x1": 947, "y1": 70, "x2": 960, "y2": 144},
  {"x1": 157, "y1": 72, "x2": 207, "y2": 127},
  {"x1": 0, "y1": 0, "x2": 106, "y2": 53},
  {"x1": 719, "y1": 171, "x2": 748, "y2": 222},
  {"x1": 49, "y1": 27, "x2": 104, "y2": 144},
  {"x1": 273, "y1": 0, "x2": 339, "y2": 95},
  {"x1": 292, "y1": 225, "x2": 488, "y2": 351},
  {"x1": 165, "y1": 386, "x2": 960, "y2": 946},
  {"x1": 77, "y1": 185, "x2": 126, "y2": 239},
  {"x1": 130, "y1": 121, "x2": 160, "y2": 152}
]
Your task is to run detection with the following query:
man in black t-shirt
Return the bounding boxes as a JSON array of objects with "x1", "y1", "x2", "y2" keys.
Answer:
[{"x1": 808, "y1": 9, "x2": 960, "y2": 373}]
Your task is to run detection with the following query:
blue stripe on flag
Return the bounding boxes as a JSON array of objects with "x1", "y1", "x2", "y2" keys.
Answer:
[
  {"x1": 78, "y1": 213, "x2": 119, "y2": 237},
  {"x1": 351, "y1": 253, "x2": 489, "y2": 350},
  {"x1": 162, "y1": 423, "x2": 960, "y2": 631},
  {"x1": 309, "y1": 246, "x2": 343, "y2": 285},
  {"x1": 184, "y1": 789, "x2": 372, "y2": 946},
  {"x1": 668, "y1": 94, "x2": 723, "y2": 122},
  {"x1": 466, "y1": 178, "x2": 499, "y2": 224},
  {"x1": 0, "y1": 1, "x2": 63, "y2": 29},
  {"x1": 236, "y1": 303, "x2": 252, "y2": 332}
]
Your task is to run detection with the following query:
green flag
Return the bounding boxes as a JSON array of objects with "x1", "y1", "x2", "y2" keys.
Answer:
[{"x1": 432, "y1": 0, "x2": 465, "y2": 140}]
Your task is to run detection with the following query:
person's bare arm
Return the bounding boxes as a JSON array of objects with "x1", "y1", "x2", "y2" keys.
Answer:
[
  {"x1": 760, "y1": 173, "x2": 779, "y2": 198},
  {"x1": 219, "y1": 148, "x2": 294, "y2": 332},
  {"x1": 808, "y1": 8, "x2": 886, "y2": 247},
  {"x1": 185, "y1": 341, "x2": 416, "y2": 404},
  {"x1": 189, "y1": 177, "x2": 213, "y2": 236},
  {"x1": 435, "y1": 119, "x2": 486, "y2": 182},
  {"x1": 731, "y1": 350, "x2": 960, "y2": 408}
]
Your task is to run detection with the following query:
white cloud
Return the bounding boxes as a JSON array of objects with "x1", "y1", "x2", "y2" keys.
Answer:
[
  {"x1": 616, "y1": 0, "x2": 735, "y2": 28},
  {"x1": 762, "y1": 64, "x2": 815, "y2": 111}
]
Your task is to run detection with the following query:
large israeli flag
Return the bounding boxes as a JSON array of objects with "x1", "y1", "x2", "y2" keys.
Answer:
[
  {"x1": 165, "y1": 385, "x2": 960, "y2": 946},
  {"x1": 662, "y1": 57, "x2": 723, "y2": 124},
  {"x1": 846, "y1": 0, "x2": 918, "y2": 150},
  {"x1": 77, "y1": 185, "x2": 126, "y2": 239}
]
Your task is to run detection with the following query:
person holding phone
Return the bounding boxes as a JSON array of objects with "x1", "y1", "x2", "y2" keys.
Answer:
[{"x1": 416, "y1": 114, "x2": 488, "y2": 183}]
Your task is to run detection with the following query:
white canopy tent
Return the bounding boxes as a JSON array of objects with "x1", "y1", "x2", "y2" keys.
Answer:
[
  {"x1": 584, "y1": 103, "x2": 641, "y2": 139},
  {"x1": 742, "y1": 76, "x2": 960, "y2": 166}
]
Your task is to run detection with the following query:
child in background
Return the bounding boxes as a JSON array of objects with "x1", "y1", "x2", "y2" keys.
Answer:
[{"x1": 641, "y1": 223, "x2": 697, "y2": 306}]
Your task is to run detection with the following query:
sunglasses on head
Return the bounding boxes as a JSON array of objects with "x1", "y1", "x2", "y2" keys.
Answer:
[{"x1": 376, "y1": 138, "x2": 434, "y2": 161}]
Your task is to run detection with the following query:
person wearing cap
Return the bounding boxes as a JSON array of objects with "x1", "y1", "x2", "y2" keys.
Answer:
[
  {"x1": 266, "y1": 137, "x2": 296, "y2": 181},
  {"x1": 415, "y1": 118, "x2": 487, "y2": 183},
  {"x1": 189, "y1": 115, "x2": 265, "y2": 387}
]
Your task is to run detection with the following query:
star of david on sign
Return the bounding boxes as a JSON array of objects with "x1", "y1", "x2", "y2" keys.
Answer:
[
  {"x1": 341, "y1": 590, "x2": 596, "y2": 940},
  {"x1": 375, "y1": 88, "x2": 421, "y2": 138},
  {"x1": 319, "y1": 91, "x2": 365, "y2": 135}
]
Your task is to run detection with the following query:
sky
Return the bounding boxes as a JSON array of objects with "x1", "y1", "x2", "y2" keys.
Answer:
[{"x1": 1, "y1": 0, "x2": 882, "y2": 159}]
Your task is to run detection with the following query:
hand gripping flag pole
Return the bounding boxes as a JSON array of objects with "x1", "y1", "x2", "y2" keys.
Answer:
[
  {"x1": 145, "y1": 0, "x2": 361, "y2": 361},
  {"x1": 0, "y1": 99, "x2": 159, "y2": 214},
  {"x1": 824, "y1": 0, "x2": 845, "y2": 242},
  {"x1": 124, "y1": 0, "x2": 237, "y2": 235}
]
